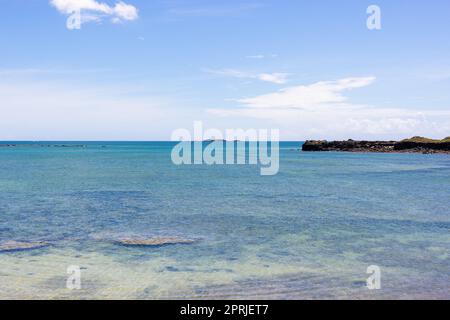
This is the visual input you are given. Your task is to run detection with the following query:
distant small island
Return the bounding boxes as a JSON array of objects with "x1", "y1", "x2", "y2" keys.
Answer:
[{"x1": 302, "y1": 136, "x2": 450, "y2": 154}]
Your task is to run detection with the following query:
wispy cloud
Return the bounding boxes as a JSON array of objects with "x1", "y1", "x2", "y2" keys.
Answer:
[
  {"x1": 205, "y1": 68, "x2": 289, "y2": 84},
  {"x1": 245, "y1": 54, "x2": 278, "y2": 59},
  {"x1": 246, "y1": 55, "x2": 265, "y2": 59},
  {"x1": 50, "y1": 0, "x2": 138, "y2": 27}
]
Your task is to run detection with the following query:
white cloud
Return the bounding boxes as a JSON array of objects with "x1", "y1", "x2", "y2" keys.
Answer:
[
  {"x1": 205, "y1": 69, "x2": 289, "y2": 84},
  {"x1": 113, "y1": 1, "x2": 138, "y2": 20},
  {"x1": 237, "y1": 77, "x2": 375, "y2": 108},
  {"x1": 50, "y1": 0, "x2": 138, "y2": 27},
  {"x1": 207, "y1": 76, "x2": 450, "y2": 139}
]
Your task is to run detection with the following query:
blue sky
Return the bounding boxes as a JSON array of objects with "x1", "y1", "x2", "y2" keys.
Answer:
[{"x1": 1, "y1": 0, "x2": 450, "y2": 140}]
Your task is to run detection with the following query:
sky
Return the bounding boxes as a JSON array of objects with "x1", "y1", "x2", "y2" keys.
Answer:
[{"x1": 1, "y1": 0, "x2": 450, "y2": 141}]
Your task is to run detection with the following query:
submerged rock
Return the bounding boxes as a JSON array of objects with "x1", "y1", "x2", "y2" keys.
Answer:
[
  {"x1": 114, "y1": 237, "x2": 196, "y2": 247},
  {"x1": 0, "y1": 241, "x2": 49, "y2": 253}
]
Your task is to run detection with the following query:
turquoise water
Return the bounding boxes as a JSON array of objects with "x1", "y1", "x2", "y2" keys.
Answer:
[{"x1": 0, "y1": 142, "x2": 449, "y2": 299}]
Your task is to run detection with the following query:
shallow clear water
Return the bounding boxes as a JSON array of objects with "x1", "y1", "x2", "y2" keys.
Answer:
[{"x1": 0, "y1": 142, "x2": 449, "y2": 299}]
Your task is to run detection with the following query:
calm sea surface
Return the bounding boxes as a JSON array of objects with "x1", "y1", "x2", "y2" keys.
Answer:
[{"x1": 0, "y1": 142, "x2": 449, "y2": 299}]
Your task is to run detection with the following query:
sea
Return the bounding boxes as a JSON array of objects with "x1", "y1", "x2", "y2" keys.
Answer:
[{"x1": 0, "y1": 142, "x2": 449, "y2": 299}]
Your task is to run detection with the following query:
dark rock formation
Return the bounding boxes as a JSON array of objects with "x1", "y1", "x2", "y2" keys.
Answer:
[
  {"x1": 302, "y1": 137, "x2": 450, "y2": 154},
  {"x1": 302, "y1": 140, "x2": 396, "y2": 152},
  {"x1": 394, "y1": 138, "x2": 450, "y2": 152}
]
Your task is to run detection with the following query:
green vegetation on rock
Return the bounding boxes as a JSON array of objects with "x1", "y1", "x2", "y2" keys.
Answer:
[{"x1": 401, "y1": 136, "x2": 450, "y2": 143}]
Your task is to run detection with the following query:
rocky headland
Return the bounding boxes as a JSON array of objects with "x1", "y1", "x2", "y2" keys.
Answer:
[{"x1": 302, "y1": 137, "x2": 450, "y2": 154}]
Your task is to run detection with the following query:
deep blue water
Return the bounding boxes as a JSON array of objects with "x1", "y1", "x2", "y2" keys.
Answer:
[{"x1": 0, "y1": 142, "x2": 449, "y2": 299}]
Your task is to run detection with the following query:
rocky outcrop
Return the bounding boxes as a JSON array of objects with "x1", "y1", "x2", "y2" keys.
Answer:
[
  {"x1": 302, "y1": 137, "x2": 450, "y2": 154},
  {"x1": 394, "y1": 139, "x2": 450, "y2": 152},
  {"x1": 0, "y1": 241, "x2": 49, "y2": 253},
  {"x1": 302, "y1": 140, "x2": 396, "y2": 152},
  {"x1": 114, "y1": 237, "x2": 196, "y2": 247}
]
